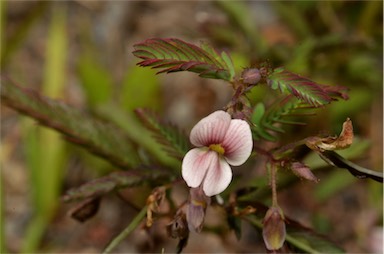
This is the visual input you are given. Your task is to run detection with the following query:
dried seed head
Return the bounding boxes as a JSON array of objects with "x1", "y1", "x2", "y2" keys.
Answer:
[{"x1": 166, "y1": 209, "x2": 189, "y2": 239}]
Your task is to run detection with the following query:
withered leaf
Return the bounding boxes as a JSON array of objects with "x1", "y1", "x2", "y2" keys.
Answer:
[
  {"x1": 306, "y1": 118, "x2": 353, "y2": 152},
  {"x1": 68, "y1": 197, "x2": 101, "y2": 223}
]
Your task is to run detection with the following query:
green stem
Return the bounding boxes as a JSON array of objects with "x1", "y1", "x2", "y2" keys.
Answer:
[
  {"x1": 284, "y1": 234, "x2": 321, "y2": 254},
  {"x1": 102, "y1": 206, "x2": 147, "y2": 254}
]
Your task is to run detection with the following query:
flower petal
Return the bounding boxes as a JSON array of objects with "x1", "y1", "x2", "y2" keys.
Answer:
[
  {"x1": 202, "y1": 156, "x2": 232, "y2": 196},
  {"x1": 190, "y1": 110, "x2": 231, "y2": 147},
  {"x1": 182, "y1": 148, "x2": 216, "y2": 188},
  {"x1": 222, "y1": 119, "x2": 253, "y2": 166}
]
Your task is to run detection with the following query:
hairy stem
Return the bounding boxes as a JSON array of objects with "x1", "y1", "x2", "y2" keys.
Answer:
[{"x1": 270, "y1": 162, "x2": 278, "y2": 207}]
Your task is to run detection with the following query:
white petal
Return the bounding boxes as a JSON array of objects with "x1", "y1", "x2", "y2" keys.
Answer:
[
  {"x1": 190, "y1": 110, "x2": 231, "y2": 147},
  {"x1": 222, "y1": 119, "x2": 253, "y2": 166},
  {"x1": 182, "y1": 148, "x2": 216, "y2": 188},
  {"x1": 202, "y1": 156, "x2": 232, "y2": 196}
]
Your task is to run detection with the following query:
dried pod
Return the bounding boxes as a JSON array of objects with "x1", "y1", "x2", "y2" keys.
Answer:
[
  {"x1": 262, "y1": 206, "x2": 286, "y2": 251},
  {"x1": 146, "y1": 186, "x2": 166, "y2": 227}
]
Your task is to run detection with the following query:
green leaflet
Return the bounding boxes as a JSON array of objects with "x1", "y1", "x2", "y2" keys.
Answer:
[
  {"x1": 135, "y1": 108, "x2": 190, "y2": 160},
  {"x1": 251, "y1": 97, "x2": 310, "y2": 141}
]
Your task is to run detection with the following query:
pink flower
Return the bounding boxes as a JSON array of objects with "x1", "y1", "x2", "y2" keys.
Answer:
[{"x1": 182, "y1": 110, "x2": 253, "y2": 196}]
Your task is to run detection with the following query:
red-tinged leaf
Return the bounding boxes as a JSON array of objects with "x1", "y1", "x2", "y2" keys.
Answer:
[
  {"x1": 322, "y1": 84, "x2": 349, "y2": 100},
  {"x1": 133, "y1": 38, "x2": 235, "y2": 81},
  {"x1": 267, "y1": 68, "x2": 347, "y2": 107}
]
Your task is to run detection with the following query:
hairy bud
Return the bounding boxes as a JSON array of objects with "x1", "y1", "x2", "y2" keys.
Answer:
[
  {"x1": 262, "y1": 206, "x2": 286, "y2": 251},
  {"x1": 291, "y1": 161, "x2": 319, "y2": 183},
  {"x1": 241, "y1": 68, "x2": 261, "y2": 85}
]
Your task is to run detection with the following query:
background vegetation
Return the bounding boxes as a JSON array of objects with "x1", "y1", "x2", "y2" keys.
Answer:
[{"x1": 1, "y1": 1, "x2": 382, "y2": 253}]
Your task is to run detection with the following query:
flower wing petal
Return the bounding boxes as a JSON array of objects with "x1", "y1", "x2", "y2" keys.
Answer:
[
  {"x1": 222, "y1": 119, "x2": 253, "y2": 166},
  {"x1": 202, "y1": 156, "x2": 232, "y2": 196},
  {"x1": 190, "y1": 110, "x2": 231, "y2": 147},
  {"x1": 182, "y1": 148, "x2": 216, "y2": 188}
]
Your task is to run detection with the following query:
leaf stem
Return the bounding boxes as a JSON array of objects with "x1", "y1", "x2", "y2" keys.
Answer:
[{"x1": 102, "y1": 206, "x2": 147, "y2": 254}]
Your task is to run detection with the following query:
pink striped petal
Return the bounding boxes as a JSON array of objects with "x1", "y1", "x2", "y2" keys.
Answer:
[
  {"x1": 182, "y1": 148, "x2": 216, "y2": 188},
  {"x1": 190, "y1": 111, "x2": 231, "y2": 147},
  {"x1": 202, "y1": 156, "x2": 232, "y2": 196},
  {"x1": 222, "y1": 119, "x2": 253, "y2": 166}
]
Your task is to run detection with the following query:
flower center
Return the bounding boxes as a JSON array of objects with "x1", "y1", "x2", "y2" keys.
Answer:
[{"x1": 209, "y1": 144, "x2": 225, "y2": 155}]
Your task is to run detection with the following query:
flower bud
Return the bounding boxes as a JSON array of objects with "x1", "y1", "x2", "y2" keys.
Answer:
[
  {"x1": 291, "y1": 161, "x2": 319, "y2": 183},
  {"x1": 186, "y1": 187, "x2": 211, "y2": 233},
  {"x1": 241, "y1": 68, "x2": 261, "y2": 86},
  {"x1": 262, "y1": 206, "x2": 286, "y2": 251}
]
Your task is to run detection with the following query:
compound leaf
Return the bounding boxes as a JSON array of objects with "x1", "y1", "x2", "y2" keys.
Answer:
[
  {"x1": 251, "y1": 96, "x2": 313, "y2": 141},
  {"x1": 267, "y1": 68, "x2": 347, "y2": 107},
  {"x1": 1, "y1": 77, "x2": 140, "y2": 169},
  {"x1": 135, "y1": 108, "x2": 190, "y2": 160},
  {"x1": 133, "y1": 38, "x2": 234, "y2": 81}
]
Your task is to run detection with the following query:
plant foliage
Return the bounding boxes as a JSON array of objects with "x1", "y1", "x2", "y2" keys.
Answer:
[
  {"x1": 135, "y1": 108, "x2": 190, "y2": 160},
  {"x1": 251, "y1": 96, "x2": 313, "y2": 141},
  {"x1": 62, "y1": 169, "x2": 170, "y2": 202},
  {"x1": 133, "y1": 38, "x2": 235, "y2": 81},
  {"x1": 0, "y1": 77, "x2": 140, "y2": 169},
  {"x1": 267, "y1": 67, "x2": 348, "y2": 107}
]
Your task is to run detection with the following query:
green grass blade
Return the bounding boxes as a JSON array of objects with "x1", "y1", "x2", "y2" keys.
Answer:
[{"x1": 22, "y1": 5, "x2": 67, "y2": 252}]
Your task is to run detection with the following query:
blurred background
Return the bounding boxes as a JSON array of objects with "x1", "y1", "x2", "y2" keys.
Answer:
[{"x1": 1, "y1": 1, "x2": 382, "y2": 253}]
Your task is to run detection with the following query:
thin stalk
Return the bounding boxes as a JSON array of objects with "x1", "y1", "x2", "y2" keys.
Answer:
[
  {"x1": 270, "y1": 162, "x2": 278, "y2": 207},
  {"x1": 103, "y1": 206, "x2": 147, "y2": 254}
]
